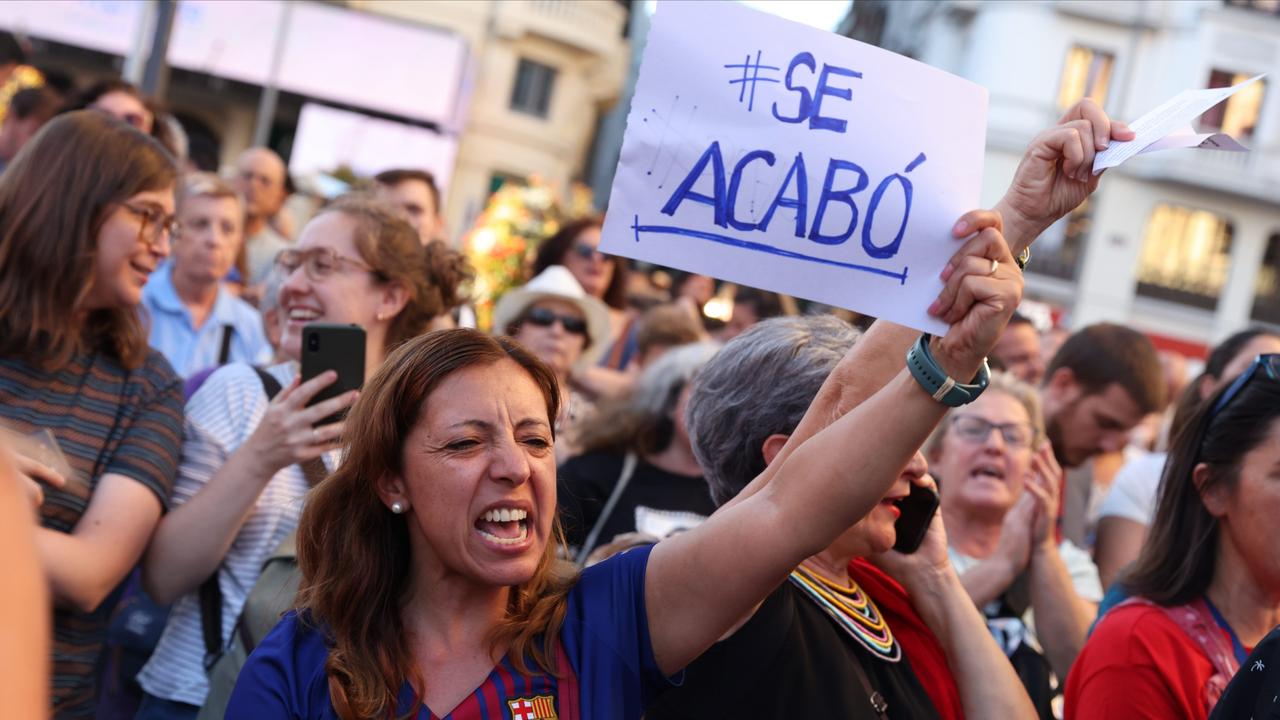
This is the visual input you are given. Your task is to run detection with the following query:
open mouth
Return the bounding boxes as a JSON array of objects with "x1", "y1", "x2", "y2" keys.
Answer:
[
  {"x1": 286, "y1": 306, "x2": 323, "y2": 326},
  {"x1": 474, "y1": 507, "x2": 529, "y2": 546},
  {"x1": 970, "y1": 463, "x2": 1006, "y2": 482}
]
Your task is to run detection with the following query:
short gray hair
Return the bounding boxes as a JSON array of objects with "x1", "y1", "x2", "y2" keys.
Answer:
[{"x1": 687, "y1": 315, "x2": 859, "y2": 506}]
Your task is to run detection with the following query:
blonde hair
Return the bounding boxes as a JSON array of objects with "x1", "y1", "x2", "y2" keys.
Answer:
[
  {"x1": 923, "y1": 371, "x2": 1045, "y2": 459},
  {"x1": 179, "y1": 172, "x2": 242, "y2": 213}
]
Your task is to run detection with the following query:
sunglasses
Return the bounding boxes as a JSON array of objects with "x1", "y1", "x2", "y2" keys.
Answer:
[
  {"x1": 1208, "y1": 353, "x2": 1280, "y2": 420},
  {"x1": 522, "y1": 307, "x2": 588, "y2": 336},
  {"x1": 571, "y1": 242, "x2": 611, "y2": 262}
]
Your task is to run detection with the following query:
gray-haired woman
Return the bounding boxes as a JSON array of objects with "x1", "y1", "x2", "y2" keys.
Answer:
[
  {"x1": 926, "y1": 371, "x2": 1099, "y2": 717},
  {"x1": 558, "y1": 342, "x2": 720, "y2": 562}
]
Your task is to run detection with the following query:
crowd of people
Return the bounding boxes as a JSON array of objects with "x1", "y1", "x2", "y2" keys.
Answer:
[{"x1": 3, "y1": 36, "x2": 1280, "y2": 720}]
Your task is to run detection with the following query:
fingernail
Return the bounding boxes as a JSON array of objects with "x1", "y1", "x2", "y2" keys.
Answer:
[
  {"x1": 940, "y1": 264, "x2": 954, "y2": 281},
  {"x1": 953, "y1": 220, "x2": 968, "y2": 236},
  {"x1": 928, "y1": 300, "x2": 941, "y2": 316}
]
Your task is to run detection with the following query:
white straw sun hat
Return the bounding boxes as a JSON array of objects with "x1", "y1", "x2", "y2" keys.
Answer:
[{"x1": 491, "y1": 265, "x2": 614, "y2": 369}]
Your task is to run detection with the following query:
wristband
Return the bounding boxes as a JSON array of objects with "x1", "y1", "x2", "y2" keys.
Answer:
[{"x1": 905, "y1": 334, "x2": 990, "y2": 407}]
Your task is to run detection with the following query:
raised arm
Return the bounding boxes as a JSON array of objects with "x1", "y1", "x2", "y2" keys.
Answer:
[
  {"x1": 725, "y1": 99, "x2": 1129, "y2": 512},
  {"x1": 875, "y1": 488, "x2": 1037, "y2": 719},
  {"x1": 646, "y1": 227, "x2": 1022, "y2": 675},
  {"x1": 993, "y1": 98, "x2": 1133, "y2": 257},
  {"x1": 142, "y1": 370, "x2": 353, "y2": 604},
  {"x1": 1022, "y1": 444, "x2": 1097, "y2": 678}
]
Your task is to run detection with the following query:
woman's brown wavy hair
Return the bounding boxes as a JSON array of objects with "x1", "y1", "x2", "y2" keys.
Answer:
[
  {"x1": 319, "y1": 195, "x2": 471, "y2": 353},
  {"x1": 295, "y1": 329, "x2": 577, "y2": 719},
  {"x1": 0, "y1": 111, "x2": 177, "y2": 371}
]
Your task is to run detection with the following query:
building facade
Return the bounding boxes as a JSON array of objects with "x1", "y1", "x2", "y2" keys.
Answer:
[
  {"x1": 3, "y1": 0, "x2": 629, "y2": 241},
  {"x1": 349, "y1": 0, "x2": 630, "y2": 234},
  {"x1": 843, "y1": 0, "x2": 1280, "y2": 353}
]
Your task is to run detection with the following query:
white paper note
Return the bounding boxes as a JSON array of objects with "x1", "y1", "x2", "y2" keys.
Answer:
[
  {"x1": 599, "y1": 0, "x2": 988, "y2": 335},
  {"x1": 1092, "y1": 75, "x2": 1262, "y2": 174}
]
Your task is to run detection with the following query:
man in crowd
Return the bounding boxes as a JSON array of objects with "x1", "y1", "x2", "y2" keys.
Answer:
[
  {"x1": 232, "y1": 147, "x2": 290, "y2": 293},
  {"x1": 990, "y1": 312, "x2": 1045, "y2": 384},
  {"x1": 1039, "y1": 323, "x2": 1165, "y2": 545},
  {"x1": 142, "y1": 173, "x2": 273, "y2": 378},
  {"x1": 375, "y1": 168, "x2": 443, "y2": 245},
  {"x1": 0, "y1": 86, "x2": 58, "y2": 173},
  {"x1": 721, "y1": 286, "x2": 783, "y2": 341}
]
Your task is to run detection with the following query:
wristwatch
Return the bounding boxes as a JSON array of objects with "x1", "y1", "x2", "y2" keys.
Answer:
[{"x1": 905, "y1": 334, "x2": 990, "y2": 407}]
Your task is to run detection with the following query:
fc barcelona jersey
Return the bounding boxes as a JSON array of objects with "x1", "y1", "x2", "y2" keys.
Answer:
[{"x1": 226, "y1": 545, "x2": 674, "y2": 720}]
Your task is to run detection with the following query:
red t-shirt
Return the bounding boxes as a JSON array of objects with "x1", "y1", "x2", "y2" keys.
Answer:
[
  {"x1": 1065, "y1": 603, "x2": 1238, "y2": 720},
  {"x1": 849, "y1": 559, "x2": 965, "y2": 720}
]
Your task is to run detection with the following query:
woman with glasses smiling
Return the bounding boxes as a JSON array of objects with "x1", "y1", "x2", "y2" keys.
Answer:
[
  {"x1": 136, "y1": 195, "x2": 468, "y2": 719},
  {"x1": 0, "y1": 111, "x2": 185, "y2": 717},
  {"x1": 1066, "y1": 354, "x2": 1280, "y2": 720},
  {"x1": 926, "y1": 371, "x2": 1101, "y2": 717}
]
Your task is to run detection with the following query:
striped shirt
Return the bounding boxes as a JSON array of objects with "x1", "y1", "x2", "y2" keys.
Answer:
[
  {"x1": 141, "y1": 263, "x2": 273, "y2": 378},
  {"x1": 0, "y1": 350, "x2": 183, "y2": 719},
  {"x1": 138, "y1": 362, "x2": 336, "y2": 707}
]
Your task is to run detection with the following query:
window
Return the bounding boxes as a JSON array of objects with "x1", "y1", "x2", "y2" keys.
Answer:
[
  {"x1": 1200, "y1": 70, "x2": 1266, "y2": 138},
  {"x1": 1030, "y1": 199, "x2": 1093, "y2": 281},
  {"x1": 1252, "y1": 233, "x2": 1280, "y2": 324},
  {"x1": 1136, "y1": 204, "x2": 1234, "y2": 310},
  {"x1": 1225, "y1": 0, "x2": 1280, "y2": 15},
  {"x1": 510, "y1": 58, "x2": 557, "y2": 118},
  {"x1": 1057, "y1": 46, "x2": 1114, "y2": 110}
]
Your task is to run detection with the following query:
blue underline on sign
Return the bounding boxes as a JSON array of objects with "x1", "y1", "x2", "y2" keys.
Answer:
[{"x1": 630, "y1": 215, "x2": 910, "y2": 285}]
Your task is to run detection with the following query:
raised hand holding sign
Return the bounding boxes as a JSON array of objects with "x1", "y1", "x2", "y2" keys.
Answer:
[{"x1": 601, "y1": 0, "x2": 989, "y2": 334}]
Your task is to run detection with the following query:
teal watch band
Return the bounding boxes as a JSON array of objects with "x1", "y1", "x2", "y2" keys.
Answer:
[{"x1": 905, "y1": 334, "x2": 990, "y2": 407}]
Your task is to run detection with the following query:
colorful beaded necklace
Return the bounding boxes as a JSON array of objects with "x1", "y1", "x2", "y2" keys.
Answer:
[{"x1": 788, "y1": 563, "x2": 900, "y2": 662}]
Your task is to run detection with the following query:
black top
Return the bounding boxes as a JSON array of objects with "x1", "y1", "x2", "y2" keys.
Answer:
[
  {"x1": 645, "y1": 581, "x2": 941, "y2": 719},
  {"x1": 1210, "y1": 623, "x2": 1280, "y2": 720},
  {"x1": 557, "y1": 450, "x2": 715, "y2": 550}
]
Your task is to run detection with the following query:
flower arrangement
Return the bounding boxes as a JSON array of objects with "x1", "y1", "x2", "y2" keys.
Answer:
[{"x1": 462, "y1": 176, "x2": 595, "y2": 330}]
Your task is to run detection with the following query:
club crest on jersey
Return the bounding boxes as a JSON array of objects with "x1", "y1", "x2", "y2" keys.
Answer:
[{"x1": 508, "y1": 694, "x2": 557, "y2": 720}]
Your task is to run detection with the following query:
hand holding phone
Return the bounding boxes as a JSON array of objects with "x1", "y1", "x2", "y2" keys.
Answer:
[
  {"x1": 892, "y1": 481, "x2": 940, "y2": 554},
  {"x1": 301, "y1": 323, "x2": 366, "y2": 426}
]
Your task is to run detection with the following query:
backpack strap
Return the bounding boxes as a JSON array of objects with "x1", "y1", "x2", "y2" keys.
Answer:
[
  {"x1": 217, "y1": 324, "x2": 234, "y2": 365},
  {"x1": 574, "y1": 452, "x2": 639, "y2": 565},
  {"x1": 1115, "y1": 596, "x2": 1240, "y2": 711},
  {"x1": 199, "y1": 366, "x2": 286, "y2": 667}
]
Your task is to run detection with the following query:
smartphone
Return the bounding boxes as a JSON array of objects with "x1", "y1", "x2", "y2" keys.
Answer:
[
  {"x1": 300, "y1": 323, "x2": 366, "y2": 426},
  {"x1": 892, "y1": 482, "x2": 940, "y2": 554}
]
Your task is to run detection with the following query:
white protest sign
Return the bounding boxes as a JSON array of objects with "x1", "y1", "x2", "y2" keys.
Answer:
[
  {"x1": 600, "y1": 0, "x2": 988, "y2": 334},
  {"x1": 1092, "y1": 74, "x2": 1263, "y2": 174}
]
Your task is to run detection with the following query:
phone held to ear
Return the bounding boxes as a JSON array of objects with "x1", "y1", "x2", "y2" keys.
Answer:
[
  {"x1": 892, "y1": 481, "x2": 939, "y2": 554},
  {"x1": 300, "y1": 323, "x2": 366, "y2": 426}
]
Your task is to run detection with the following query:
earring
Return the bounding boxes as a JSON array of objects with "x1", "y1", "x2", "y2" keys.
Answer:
[
  {"x1": 390, "y1": 501, "x2": 406, "y2": 514},
  {"x1": 376, "y1": 311, "x2": 387, "y2": 322}
]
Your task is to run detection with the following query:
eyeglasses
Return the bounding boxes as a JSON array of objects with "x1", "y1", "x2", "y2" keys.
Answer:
[
  {"x1": 571, "y1": 242, "x2": 611, "y2": 263},
  {"x1": 274, "y1": 247, "x2": 375, "y2": 282},
  {"x1": 522, "y1": 307, "x2": 588, "y2": 336},
  {"x1": 950, "y1": 415, "x2": 1035, "y2": 449},
  {"x1": 1208, "y1": 354, "x2": 1280, "y2": 420},
  {"x1": 120, "y1": 202, "x2": 179, "y2": 249}
]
